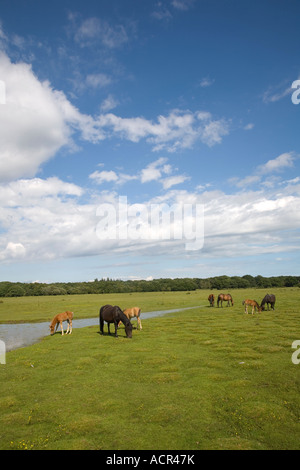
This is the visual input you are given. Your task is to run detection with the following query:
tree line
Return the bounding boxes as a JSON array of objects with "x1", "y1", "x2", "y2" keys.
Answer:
[{"x1": 0, "y1": 274, "x2": 299, "y2": 297}]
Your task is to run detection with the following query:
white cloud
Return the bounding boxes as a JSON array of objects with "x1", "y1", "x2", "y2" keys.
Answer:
[
  {"x1": 232, "y1": 152, "x2": 297, "y2": 188},
  {"x1": 0, "y1": 53, "x2": 69, "y2": 181},
  {"x1": 161, "y1": 175, "x2": 190, "y2": 189},
  {"x1": 97, "y1": 109, "x2": 229, "y2": 151},
  {"x1": 89, "y1": 170, "x2": 118, "y2": 184},
  {"x1": 152, "y1": 5, "x2": 173, "y2": 21},
  {"x1": 0, "y1": 172, "x2": 299, "y2": 263},
  {"x1": 0, "y1": 52, "x2": 109, "y2": 182},
  {"x1": 73, "y1": 17, "x2": 129, "y2": 49},
  {"x1": 100, "y1": 94, "x2": 119, "y2": 112},
  {"x1": 2, "y1": 242, "x2": 26, "y2": 260},
  {"x1": 86, "y1": 73, "x2": 112, "y2": 88},
  {"x1": 263, "y1": 80, "x2": 295, "y2": 103},
  {"x1": 199, "y1": 77, "x2": 214, "y2": 88},
  {"x1": 201, "y1": 119, "x2": 229, "y2": 147},
  {"x1": 244, "y1": 123, "x2": 254, "y2": 130},
  {"x1": 171, "y1": 0, "x2": 195, "y2": 11},
  {"x1": 140, "y1": 158, "x2": 168, "y2": 183},
  {"x1": 0, "y1": 52, "x2": 230, "y2": 183},
  {"x1": 258, "y1": 152, "x2": 296, "y2": 173}
]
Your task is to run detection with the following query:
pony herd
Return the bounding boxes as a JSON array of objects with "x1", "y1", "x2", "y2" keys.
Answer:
[
  {"x1": 49, "y1": 292, "x2": 277, "y2": 338},
  {"x1": 49, "y1": 305, "x2": 142, "y2": 338},
  {"x1": 208, "y1": 293, "x2": 276, "y2": 315}
]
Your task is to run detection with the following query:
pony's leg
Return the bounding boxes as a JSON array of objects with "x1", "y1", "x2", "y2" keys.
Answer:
[
  {"x1": 138, "y1": 317, "x2": 142, "y2": 330},
  {"x1": 114, "y1": 321, "x2": 118, "y2": 337},
  {"x1": 107, "y1": 323, "x2": 111, "y2": 335},
  {"x1": 66, "y1": 320, "x2": 70, "y2": 334},
  {"x1": 60, "y1": 321, "x2": 64, "y2": 335},
  {"x1": 69, "y1": 320, "x2": 72, "y2": 334}
]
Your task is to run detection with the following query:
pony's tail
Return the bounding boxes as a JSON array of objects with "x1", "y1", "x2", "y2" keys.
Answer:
[{"x1": 242, "y1": 300, "x2": 245, "y2": 305}]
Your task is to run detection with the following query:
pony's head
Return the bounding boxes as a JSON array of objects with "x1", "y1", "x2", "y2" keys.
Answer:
[
  {"x1": 124, "y1": 320, "x2": 133, "y2": 338},
  {"x1": 49, "y1": 323, "x2": 55, "y2": 335}
]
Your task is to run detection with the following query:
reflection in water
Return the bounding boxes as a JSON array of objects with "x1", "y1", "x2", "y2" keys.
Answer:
[{"x1": 0, "y1": 306, "x2": 201, "y2": 352}]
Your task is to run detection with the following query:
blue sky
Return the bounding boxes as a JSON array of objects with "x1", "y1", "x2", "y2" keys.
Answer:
[{"x1": 0, "y1": 0, "x2": 300, "y2": 282}]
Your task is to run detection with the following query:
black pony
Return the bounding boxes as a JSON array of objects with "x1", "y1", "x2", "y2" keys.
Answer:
[
  {"x1": 260, "y1": 294, "x2": 276, "y2": 311},
  {"x1": 99, "y1": 304, "x2": 133, "y2": 338}
]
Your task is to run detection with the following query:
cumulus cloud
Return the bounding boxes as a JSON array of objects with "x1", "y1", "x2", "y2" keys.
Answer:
[
  {"x1": 0, "y1": 52, "x2": 230, "y2": 183},
  {"x1": 97, "y1": 109, "x2": 229, "y2": 151},
  {"x1": 89, "y1": 158, "x2": 185, "y2": 188},
  {"x1": 0, "y1": 52, "x2": 107, "y2": 182}
]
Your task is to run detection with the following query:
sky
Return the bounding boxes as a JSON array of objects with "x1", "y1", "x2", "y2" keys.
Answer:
[{"x1": 0, "y1": 0, "x2": 300, "y2": 283}]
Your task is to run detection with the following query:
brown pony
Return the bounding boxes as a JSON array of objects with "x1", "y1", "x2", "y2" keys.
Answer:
[
  {"x1": 100, "y1": 305, "x2": 133, "y2": 338},
  {"x1": 217, "y1": 293, "x2": 234, "y2": 307},
  {"x1": 49, "y1": 311, "x2": 73, "y2": 336},
  {"x1": 208, "y1": 294, "x2": 215, "y2": 307},
  {"x1": 242, "y1": 299, "x2": 262, "y2": 315},
  {"x1": 118, "y1": 307, "x2": 142, "y2": 330}
]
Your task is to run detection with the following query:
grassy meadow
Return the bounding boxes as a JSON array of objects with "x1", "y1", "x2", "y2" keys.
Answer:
[{"x1": 0, "y1": 288, "x2": 300, "y2": 450}]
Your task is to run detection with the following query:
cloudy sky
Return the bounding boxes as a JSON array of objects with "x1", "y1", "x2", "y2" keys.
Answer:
[{"x1": 0, "y1": 0, "x2": 300, "y2": 282}]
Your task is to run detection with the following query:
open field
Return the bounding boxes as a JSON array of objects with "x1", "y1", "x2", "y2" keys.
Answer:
[
  {"x1": 0, "y1": 290, "x2": 204, "y2": 324},
  {"x1": 0, "y1": 288, "x2": 300, "y2": 450}
]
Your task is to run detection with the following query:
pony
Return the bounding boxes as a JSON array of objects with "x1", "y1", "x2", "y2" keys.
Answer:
[
  {"x1": 49, "y1": 311, "x2": 73, "y2": 336},
  {"x1": 208, "y1": 294, "x2": 215, "y2": 307},
  {"x1": 260, "y1": 294, "x2": 276, "y2": 311},
  {"x1": 217, "y1": 293, "x2": 234, "y2": 307},
  {"x1": 99, "y1": 304, "x2": 133, "y2": 338},
  {"x1": 119, "y1": 307, "x2": 142, "y2": 330},
  {"x1": 242, "y1": 299, "x2": 262, "y2": 315}
]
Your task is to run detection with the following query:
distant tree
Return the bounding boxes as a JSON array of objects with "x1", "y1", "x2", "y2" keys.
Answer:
[{"x1": 5, "y1": 285, "x2": 26, "y2": 297}]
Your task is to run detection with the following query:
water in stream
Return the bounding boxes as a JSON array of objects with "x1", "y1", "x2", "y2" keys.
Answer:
[{"x1": 0, "y1": 306, "x2": 201, "y2": 352}]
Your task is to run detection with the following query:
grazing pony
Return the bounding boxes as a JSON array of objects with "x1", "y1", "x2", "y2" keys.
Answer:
[
  {"x1": 49, "y1": 311, "x2": 73, "y2": 336},
  {"x1": 217, "y1": 293, "x2": 234, "y2": 307},
  {"x1": 99, "y1": 304, "x2": 133, "y2": 338},
  {"x1": 260, "y1": 294, "x2": 276, "y2": 311},
  {"x1": 208, "y1": 294, "x2": 215, "y2": 307},
  {"x1": 119, "y1": 307, "x2": 142, "y2": 330},
  {"x1": 242, "y1": 299, "x2": 262, "y2": 315}
]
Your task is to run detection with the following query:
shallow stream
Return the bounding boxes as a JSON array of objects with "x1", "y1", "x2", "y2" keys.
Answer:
[{"x1": 0, "y1": 306, "x2": 201, "y2": 352}]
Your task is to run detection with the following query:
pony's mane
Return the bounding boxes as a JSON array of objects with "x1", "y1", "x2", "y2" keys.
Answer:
[{"x1": 117, "y1": 308, "x2": 131, "y2": 324}]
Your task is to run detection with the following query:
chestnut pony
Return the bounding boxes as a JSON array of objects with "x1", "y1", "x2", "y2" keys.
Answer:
[
  {"x1": 217, "y1": 293, "x2": 234, "y2": 307},
  {"x1": 242, "y1": 299, "x2": 262, "y2": 315},
  {"x1": 49, "y1": 311, "x2": 73, "y2": 336},
  {"x1": 119, "y1": 307, "x2": 142, "y2": 330}
]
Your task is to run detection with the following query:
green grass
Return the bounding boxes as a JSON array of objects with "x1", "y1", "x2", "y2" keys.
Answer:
[
  {"x1": 0, "y1": 288, "x2": 300, "y2": 449},
  {"x1": 0, "y1": 290, "x2": 202, "y2": 324}
]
